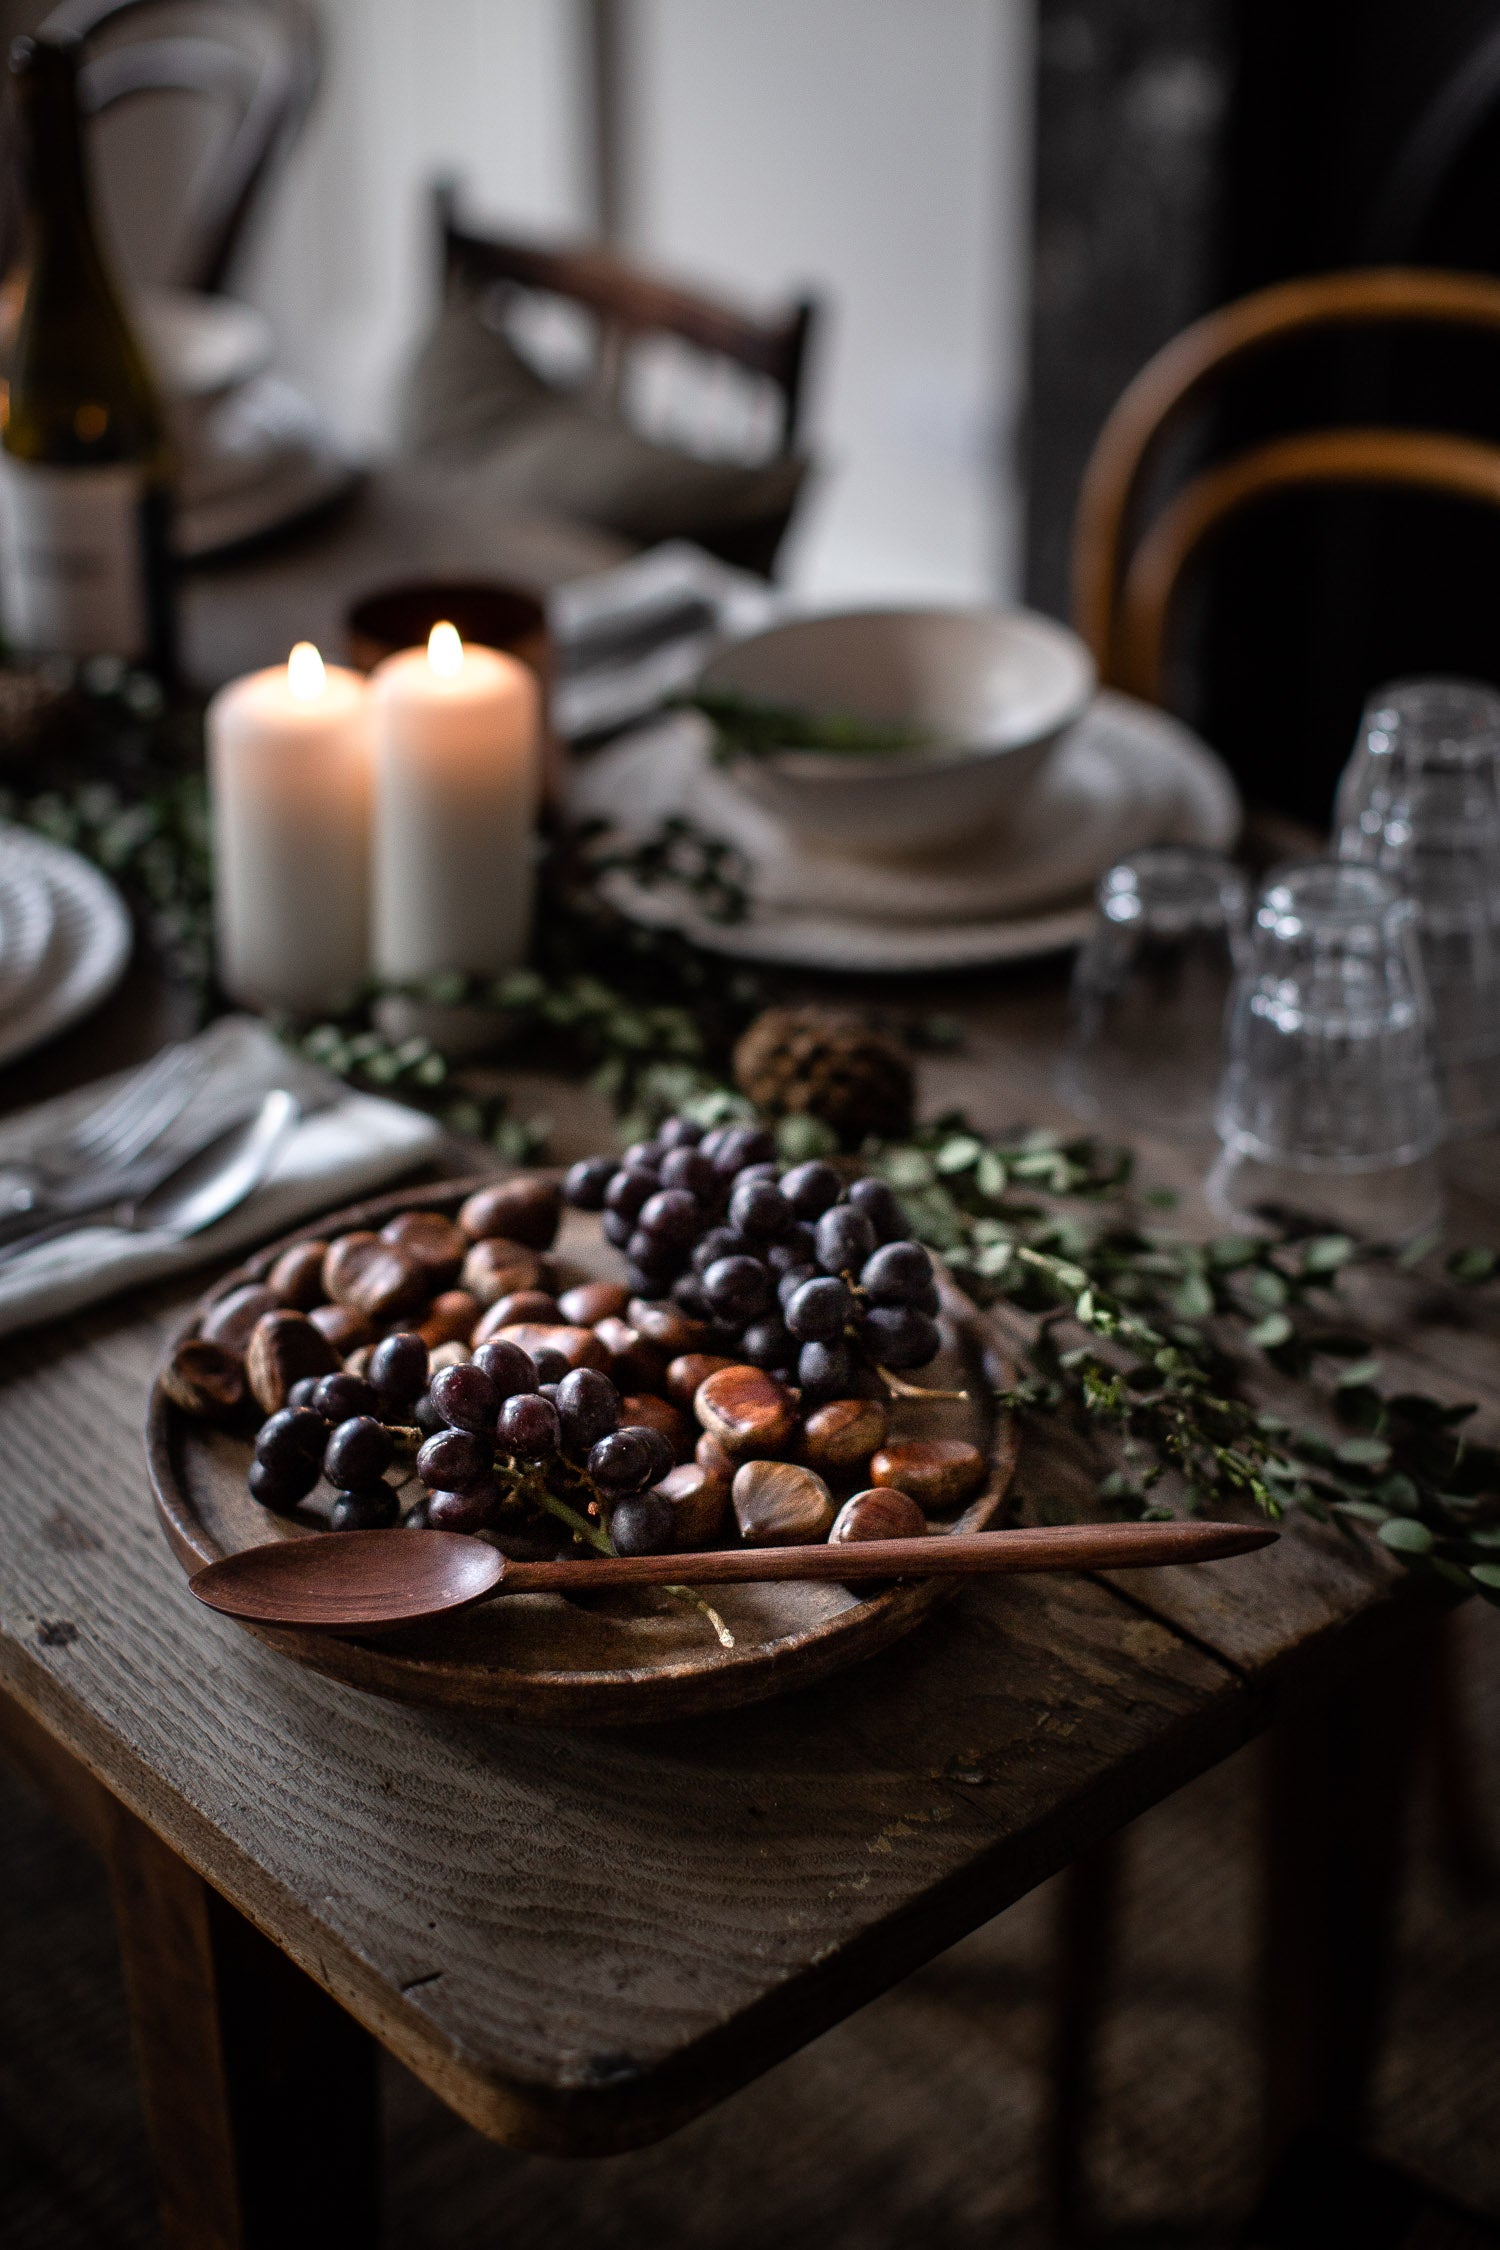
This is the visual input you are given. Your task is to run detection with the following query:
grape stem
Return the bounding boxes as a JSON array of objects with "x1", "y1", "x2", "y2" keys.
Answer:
[{"x1": 878, "y1": 1366, "x2": 969, "y2": 1403}]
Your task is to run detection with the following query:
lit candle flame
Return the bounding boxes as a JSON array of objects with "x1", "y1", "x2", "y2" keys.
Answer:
[
  {"x1": 287, "y1": 641, "x2": 326, "y2": 701},
  {"x1": 427, "y1": 620, "x2": 464, "y2": 678}
]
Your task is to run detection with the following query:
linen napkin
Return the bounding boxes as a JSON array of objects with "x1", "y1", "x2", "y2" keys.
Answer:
[{"x1": 0, "y1": 1015, "x2": 445, "y2": 1338}]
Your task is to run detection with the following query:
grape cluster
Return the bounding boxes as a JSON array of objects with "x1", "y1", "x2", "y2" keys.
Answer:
[
  {"x1": 563, "y1": 1118, "x2": 940, "y2": 1400},
  {"x1": 248, "y1": 1327, "x2": 680, "y2": 1553}
]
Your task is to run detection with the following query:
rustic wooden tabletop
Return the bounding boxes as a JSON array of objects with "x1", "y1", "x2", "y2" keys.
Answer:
[{"x1": 0, "y1": 494, "x2": 1494, "y2": 2249}]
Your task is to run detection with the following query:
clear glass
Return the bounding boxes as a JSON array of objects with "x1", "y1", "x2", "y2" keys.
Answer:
[
  {"x1": 1335, "y1": 676, "x2": 1500, "y2": 1135},
  {"x1": 1208, "y1": 861, "x2": 1445, "y2": 1242},
  {"x1": 1057, "y1": 845, "x2": 1249, "y2": 1141}
]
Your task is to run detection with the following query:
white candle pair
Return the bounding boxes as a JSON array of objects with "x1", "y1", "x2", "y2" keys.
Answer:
[{"x1": 208, "y1": 626, "x2": 542, "y2": 1019}]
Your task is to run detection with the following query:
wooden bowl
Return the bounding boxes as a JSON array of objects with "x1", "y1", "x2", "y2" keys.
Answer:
[{"x1": 145, "y1": 1176, "x2": 1020, "y2": 1723}]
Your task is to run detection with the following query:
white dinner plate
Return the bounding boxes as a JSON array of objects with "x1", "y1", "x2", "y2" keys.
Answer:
[
  {"x1": 0, "y1": 828, "x2": 133, "y2": 1067},
  {"x1": 569, "y1": 689, "x2": 1242, "y2": 973},
  {"x1": 0, "y1": 840, "x2": 57, "y2": 1017}
]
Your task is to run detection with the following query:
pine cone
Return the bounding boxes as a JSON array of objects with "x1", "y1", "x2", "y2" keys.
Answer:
[{"x1": 732, "y1": 1007, "x2": 915, "y2": 1145}]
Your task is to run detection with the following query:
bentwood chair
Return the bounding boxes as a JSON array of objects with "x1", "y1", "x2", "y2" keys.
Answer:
[
  {"x1": 1072, "y1": 266, "x2": 1500, "y2": 709},
  {"x1": 34, "y1": 0, "x2": 321, "y2": 292}
]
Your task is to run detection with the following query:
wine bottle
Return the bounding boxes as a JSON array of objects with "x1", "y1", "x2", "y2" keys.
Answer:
[{"x1": 0, "y1": 31, "x2": 175, "y2": 677}]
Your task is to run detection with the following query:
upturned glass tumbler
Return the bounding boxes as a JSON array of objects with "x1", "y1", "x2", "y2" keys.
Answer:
[
  {"x1": 1208, "y1": 861, "x2": 1446, "y2": 1241},
  {"x1": 1058, "y1": 846, "x2": 1249, "y2": 1140},
  {"x1": 1335, "y1": 676, "x2": 1500, "y2": 1135}
]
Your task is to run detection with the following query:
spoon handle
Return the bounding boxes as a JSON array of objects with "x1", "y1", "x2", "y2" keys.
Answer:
[{"x1": 502, "y1": 1520, "x2": 1276, "y2": 1593}]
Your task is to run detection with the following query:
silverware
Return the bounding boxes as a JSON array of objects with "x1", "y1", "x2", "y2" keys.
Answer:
[
  {"x1": 0, "y1": 1040, "x2": 215, "y2": 1220},
  {"x1": 0, "y1": 1089, "x2": 301, "y2": 1268}
]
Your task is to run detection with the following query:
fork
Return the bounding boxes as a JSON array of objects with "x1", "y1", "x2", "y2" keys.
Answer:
[{"x1": 0, "y1": 1040, "x2": 214, "y2": 1218}]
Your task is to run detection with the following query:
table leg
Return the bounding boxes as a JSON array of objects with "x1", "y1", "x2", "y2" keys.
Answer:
[
  {"x1": 105, "y1": 1800, "x2": 380, "y2": 2250},
  {"x1": 1045, "y1": 1833, "x2": 1125, "y2": 2247},
  {"x1": 1260, "y1": 1620, "x2": 1438, "y2": 2166}
]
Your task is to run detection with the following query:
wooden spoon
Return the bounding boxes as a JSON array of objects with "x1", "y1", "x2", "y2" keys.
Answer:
[{"x1": 188, "y1": 1520, "x2": 1278, "y2": 1637}]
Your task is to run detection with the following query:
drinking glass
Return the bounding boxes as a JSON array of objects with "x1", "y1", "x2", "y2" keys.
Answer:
[
  {"x1": 1207, "y1": 861, "x2": 1445, "y2": 1242},
  {"x1": 1335, "y1": 676, "x2": 1500, "y2": 1135},
  {"x1": 1057, "y1": 846, "x2": 1249, "y2": 1140}
]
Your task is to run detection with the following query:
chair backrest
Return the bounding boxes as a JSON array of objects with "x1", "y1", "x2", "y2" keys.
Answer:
[
  {"x1": 1073, "y1": 267, "x2": 1500, "y2": 708},
  {"x1": 433, "y1": 179, "x2": 817, "y2": 463},
  {"x1": 36, "y1": 0, "x2": 320, "y2": 293}
]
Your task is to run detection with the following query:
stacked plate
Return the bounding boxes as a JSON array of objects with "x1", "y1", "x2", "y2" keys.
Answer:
[
  {"x1": 0, "y1": 829, "x2": 132, "y2": 1068},
  {"x1": 570, "y1": 690, "x2": 1243, "y2": 974}
]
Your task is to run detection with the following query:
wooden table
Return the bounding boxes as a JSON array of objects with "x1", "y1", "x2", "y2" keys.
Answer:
[{"x1": 1, "y1": 494, "x2": 1492, "y2": 2246}]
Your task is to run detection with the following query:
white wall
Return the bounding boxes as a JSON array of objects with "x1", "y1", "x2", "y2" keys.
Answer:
[
  {"x1": 624, "y1": 0, "x2": 1031, "y2": 603},
  {"x1": 232, "y1": 0, "x2": 1030, "y2": 602}
]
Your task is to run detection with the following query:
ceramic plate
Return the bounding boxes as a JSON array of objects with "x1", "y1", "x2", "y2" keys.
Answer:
[
  {"x1": 0, "y1": 829, "x2": 132, "y2": 1068},
  {"x1": 570, "y1": 689, "x2": 1242, "y2": 973},
  {"x1": 0, "y1": 840, "x2": 57, "y2": 1017}
]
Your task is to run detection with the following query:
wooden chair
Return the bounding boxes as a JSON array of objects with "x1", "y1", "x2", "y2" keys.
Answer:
[
  {"x1": 1071, "y1": 266, "x2": 1500, "y2": 708},
  {"x1": 36, "y1": 0, "x2": 321, "y2": 293},
  {"x1": 432, "y1": 177, "x2": 818, "y2": 471}
]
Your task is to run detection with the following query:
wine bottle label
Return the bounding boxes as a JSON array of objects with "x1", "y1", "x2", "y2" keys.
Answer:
[{"x1": 0, "y1": 457, "x2": 149, "y2": 659}]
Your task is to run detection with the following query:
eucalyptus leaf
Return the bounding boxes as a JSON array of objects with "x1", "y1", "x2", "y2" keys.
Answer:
[{"x1": 1378, "y1": 1517, "x2": 1434, "y2": 1555}]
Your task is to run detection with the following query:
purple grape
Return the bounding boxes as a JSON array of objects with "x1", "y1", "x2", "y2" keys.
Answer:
[
  {"x1": 781, "y1": 1160, "x2": 843, "y2": 1219},
  {"x1": 404, "y1": 1496, "x2": 432, "y2": 1529},
  {"x1": 626, "y1": 1227, "x2": 684, "y2": 1282},
  {"x1": 735, "y1": 1160, "x2": 781, "y2": 1187},
  {"x1": 697, "y1": 1123, "x2": 734, "y2": 1162},
  {"x1": 638, "y1": 1187, "x2": 701, "y2": 1246},
  {"x1": 860, "y1": 1241, "x2": 935, "y2": 1305},
  {"x1": 555, "y1": 1366, "x2": 621, "y2": 1454},
  {"x1": 628, "y1": 1425, "x2": 676, "y2": 1486},
  {"x1": 622, "y1": 1139, "x2": 664, "y2": 1171},
  {"x1": 368, "y1": 1330, "x2": 429, "y2": 1409},
  {"x1": 671, "y1": 1272, "x2": 713, "y2": 1319},
  {"x1": 702, "y1": 1253, "x2": 774, "y2": 1324},
  {"x1": 814, "y1": 1204, "x2": 877, "y2": 1277},
  {"x1": 601, "y1": 1208, "x2": 634, "y2": 1249},
  {"x1": 860, "y1": 1304, "x2": 940, "y2": 1370},
  {"x1": 564, "y1": 1156, "x2": 616, "y2": 1209},
  {"x1": 431, "y1": 1361, "x2": 500, "y2": 1433},
  {"x1": 708, "y1": 1124, "x2": 776, "y2": 1178},
  {"x1": 658, "y1": 1145, "x2": 714, "y2": 1197},
  {"x1": 498, "y1": 1390, "x2": 560, "y2": 1459},
  {"x1": 658, "y1": 1115, "x2": 704, "y2": 1150},
  {"x1": 329, "y1": 1485, "x2": 400, "y2": 1530},
  {"x1": 532, "y1": 1347, "x2": 572, "y2": 1385},
  {"x1": 324, "y1": 1415, "x2": 395, "y2": 1488},
  {"x1": 609, "y1": 1492, "x2": 674, "y2": 1555},
  {"x1": 588, "y1": 1427, "x2": 657, "y2": 1492},
  {"x1": 786, "y1": 1275, "x2": 850, "y2": 1342},
  {"x1": 417, "y1": 1427, "x2": 492, "y2": 1490},
  {"x1": 254, "y1": 1406, "x2": 328, "y2": 1481},
  {"x1": 287, "y1": 1376, "x2": 320, "y2": 1412},
  {"x1": 728, "y1": 1176, "x2": 794, "y2": 1241},
  {"x1": 848, "y1": 1176, "x2": 909, "y2": 1242},
  {"x1": 471, "y1": 1338, "x2": 540, "y2": 1399},
  {"x1": 413, "y1": 1389, "x2": 445, "y2": 1437},
  {"x1": 768, "y1": 1224, "x2": 818, "y2": 1273},
  {"x1": 797, "y1": 1339, "x2": 856, "y2": 1398},
  {"x1": 777, "y1": 1262, "x2": 818, "y2": 1311},
  {"x1": 741, "y1": 1315, "x2": 795, "y2": 1370},
  {"x1": 604, "y1": 1165, "x2": 657, "y2": 1222},
  {"x1": 248, "y1": 1457, "x2": 312, "y2": 1512},
  {"x1": 311, "y1": 1370, "x2": 378, "y2": 1425},
  {"x1": 426, "y1": 1485, "x2": 499, "y2": 1533},
  {"x1": 692, "y1": 1225, "x2": 745, "y2": 1275}
]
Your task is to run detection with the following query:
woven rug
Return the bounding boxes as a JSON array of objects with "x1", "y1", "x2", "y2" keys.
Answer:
[{"x1": 3, "y1": 1606, "x2": 1497, "y2": 2250}]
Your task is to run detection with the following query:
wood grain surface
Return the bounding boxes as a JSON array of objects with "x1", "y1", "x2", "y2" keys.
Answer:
[
  {"x1": 0, "y1": 954, "x2": 1484, "y2": 2155},
  {"x1": 148, "y1": 1181, "x2": 1019, "y2": 1722}
]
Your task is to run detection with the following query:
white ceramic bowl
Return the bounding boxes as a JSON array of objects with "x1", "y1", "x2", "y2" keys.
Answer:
[{"x1": 696, "y1": 606, "x2": 1096, "y2": 858}]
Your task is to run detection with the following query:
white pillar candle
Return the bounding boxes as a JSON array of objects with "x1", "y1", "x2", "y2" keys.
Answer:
[
  {"x1": 370, "y1": 623, "x2": 541, "y2": 986},
  {"x1": 207, "y1": 642, "x2": 373, "y2": 1015}
]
